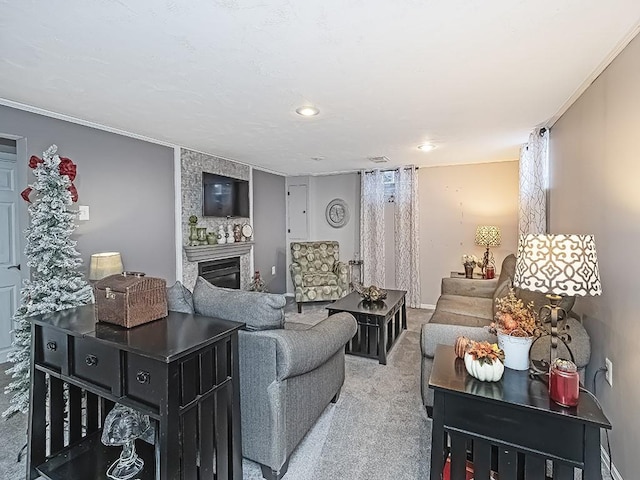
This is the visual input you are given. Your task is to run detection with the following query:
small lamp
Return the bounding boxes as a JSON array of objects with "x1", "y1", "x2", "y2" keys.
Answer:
[
  {"x1": 89, "y1": 252, "x2": 123, "y2": 281},
  {"x1": 475, "y1": 226, "x2": 501, "y2": 278},
  {"x1": 101, "y1": 404, "x2": 151, "y2": 479},
  {"x1": 513, "y1": 234, "x2": 602, "y2": 370}
]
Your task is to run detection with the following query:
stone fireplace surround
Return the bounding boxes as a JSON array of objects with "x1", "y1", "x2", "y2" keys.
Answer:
[{"x1": 181, "y1": 148, "x2": 252, "y2": 290}]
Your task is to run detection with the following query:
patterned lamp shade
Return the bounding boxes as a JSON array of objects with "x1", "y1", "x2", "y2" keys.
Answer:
[
  {"x1": 475, "y1": 225, "x2": 501, "y2": 247},
  {"x1": 513, "y1": 234, "x2": 602, "y2": 297}
]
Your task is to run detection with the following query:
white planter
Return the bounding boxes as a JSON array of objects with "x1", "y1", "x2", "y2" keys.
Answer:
[{"x1": 497, "y1": 331, "x2": 533, "y2": 371}]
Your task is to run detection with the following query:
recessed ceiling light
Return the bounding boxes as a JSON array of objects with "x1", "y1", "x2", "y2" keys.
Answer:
[
  {"x1": 417, "y1": 143, "x2": 435, "y2": 152},
  {"x1": 296, "y1": 106, "x2": 320, "y2": 117}
]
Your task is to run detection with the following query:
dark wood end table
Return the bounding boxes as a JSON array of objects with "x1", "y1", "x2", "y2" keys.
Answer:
[
  {"x1": 27, "y1": 305, "x2": 245, "y2": 480},
  {"x1": 327, "y1": 289, "x2": 406, "y2": 365},
  {"x1": 428, "y1": 344, "x2": 611, "y2": 480}
]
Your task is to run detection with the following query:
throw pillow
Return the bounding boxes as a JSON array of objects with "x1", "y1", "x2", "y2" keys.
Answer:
[
  {"x1": 192, "y1": 276, "x2": 286, "y2": 331},
  {"x1": 166, "y1": 281, "x2": 195, "y2": 314}
]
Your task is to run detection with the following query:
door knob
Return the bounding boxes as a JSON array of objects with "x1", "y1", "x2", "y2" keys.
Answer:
[{"x1": 8, "y1": 264, "x2": 20, "y2": 270}]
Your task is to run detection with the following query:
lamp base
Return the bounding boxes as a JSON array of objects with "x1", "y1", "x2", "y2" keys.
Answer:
[{"x1": 106, "y1": 441, "x2": 144, "y2": 480}]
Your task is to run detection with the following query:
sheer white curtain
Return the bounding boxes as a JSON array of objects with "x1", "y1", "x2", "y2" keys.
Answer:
[
  {"x1": 394, "y1": 166, "x2": 421, "y2": 308},
  {"x1": 360, "y1": 170, "x2": 385, "y2": 286},
  {"x1": 519, "y1": 128, "x2": 548, "y2": 235}
]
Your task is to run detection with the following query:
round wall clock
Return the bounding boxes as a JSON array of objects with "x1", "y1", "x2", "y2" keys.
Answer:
[
  {"x1": 325, "y1": 198, "x2": 349, "y2": 228},
  {"x1": 241, "y1": 223, "x2": 253, "y2": 239}
]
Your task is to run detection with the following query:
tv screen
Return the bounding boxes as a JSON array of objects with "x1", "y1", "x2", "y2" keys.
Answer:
[{"x1": 202, "y1": 172, "x2": 249, "y2": 218}]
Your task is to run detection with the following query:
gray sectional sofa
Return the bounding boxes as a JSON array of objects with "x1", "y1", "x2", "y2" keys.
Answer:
[
  {"x1": 420, "y1": 254, "x2": 591, "y2": 414},
  {"x1": 167, "y1": 277, "x2": 357, "y2": 480}
]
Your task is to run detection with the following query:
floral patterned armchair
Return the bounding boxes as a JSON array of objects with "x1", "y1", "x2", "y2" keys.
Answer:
[{"x1": 290, "y1": 241, "x2": 349, "y2": 312}]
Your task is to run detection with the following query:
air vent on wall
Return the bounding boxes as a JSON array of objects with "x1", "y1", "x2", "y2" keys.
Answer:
[{"x1": 368, "y1": 156, "x2": 390, "y2": 164}]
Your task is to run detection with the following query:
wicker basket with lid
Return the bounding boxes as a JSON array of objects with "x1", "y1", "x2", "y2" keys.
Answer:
[{"x1": 94, "y1": 272, "x2": 168, "y2": 328}]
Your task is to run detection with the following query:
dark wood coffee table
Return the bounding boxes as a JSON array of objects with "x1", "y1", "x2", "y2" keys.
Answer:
[
  {"x1": 327, "y1": 289, "x2": 406, "y2": 365},
  {"x1": 429, "y1": 344, "x2": 612, "y2": 480}
]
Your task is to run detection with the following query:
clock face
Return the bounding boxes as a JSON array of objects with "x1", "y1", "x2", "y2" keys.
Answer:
[
  {"x1": 241, "y1": 224, "x2": 253, "y2": 238},
  {"x1": 326, "y1": 199, "x2": 349, "y2": 228}
]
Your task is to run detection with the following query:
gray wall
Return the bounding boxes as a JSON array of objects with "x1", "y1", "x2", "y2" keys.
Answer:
[
  {"x1": 253, "y1": 169, "x2": 286, "y2": 293},
  {"x1": 549, "y1": 32, "x2": 640, "y2": 479},
  {"x1": 0, "y1": 105, "x2": 177, "y2": 282},
  {"x1": 285, "y1": 174, "x2": 361, "y2": 294}
]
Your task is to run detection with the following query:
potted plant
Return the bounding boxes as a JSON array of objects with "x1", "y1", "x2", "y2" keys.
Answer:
[
  {"x1": 462, "y1": 254, "x2": 478, "y2": 278},
  {"x1": 490, "y1": 288, "x2": 540, "y2": 370},
  {"x1": 463, "y1": 340, "x2": 505, "y2": 382}
]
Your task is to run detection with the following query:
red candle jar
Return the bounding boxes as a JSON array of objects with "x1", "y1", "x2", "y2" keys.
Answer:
[
  {"x1": 549, "y1": 358, "x2": 580, "y2": 407},
  {"x1": 485, "y1": 266, "x2": 495, "y2": 279}
]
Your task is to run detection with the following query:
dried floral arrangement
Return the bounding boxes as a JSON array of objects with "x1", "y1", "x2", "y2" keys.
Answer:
[
  {"x1": 462, "y1": 254, "x2": 478, "y2": 267},
  {"x1": 466, "y1": 341, "x2": 505, "y2": 365},
  {"x1": 491, "y1": 288, "x2": 540, "y2": 338}
]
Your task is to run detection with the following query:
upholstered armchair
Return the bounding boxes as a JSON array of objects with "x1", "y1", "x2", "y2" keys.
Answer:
[{"x1": 290, "y1": 241, "x2": 349, "y2": 312}]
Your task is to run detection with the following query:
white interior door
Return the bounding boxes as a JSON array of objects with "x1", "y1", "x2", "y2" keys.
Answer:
[
  {"x1": 0, "y1": 149, "x2": 21, "y2": 363},
  {"x1": 287, "y1": 185, "x2": 308, "y2": 240}
]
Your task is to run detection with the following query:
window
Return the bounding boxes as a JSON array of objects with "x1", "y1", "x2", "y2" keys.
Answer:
[{"x1": 383, "y1": 170, "x2": 396, "y2": 202}]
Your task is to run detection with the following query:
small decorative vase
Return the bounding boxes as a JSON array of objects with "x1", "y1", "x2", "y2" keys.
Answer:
[
  {"x1": 188, "y1": 225, "x2": 199, "y2": 246},
  {"x1": 197, "y1": 228, "x2": 207, "y2": 245},
  {"x1": 206, "y1": 233, "x2": 217, "y2": 245},
  {"x1": 233, "y1": 224, "x2": 242, "y2": 243},
  {"x1": 464, "y1": 352, "x2": 504, "y2": 382},
  {"x1": 217, "y1": 225, "x2": 226, "y2": 245},
  {"x1": 227, "y1": 225, "x2": 235, "y2": 243},
  {"x1": 497, "y1": 331, "x2": 533, "y2": 371},
  {"x1": 464, "y1": 264, "x2": 474, "y2": 278}
]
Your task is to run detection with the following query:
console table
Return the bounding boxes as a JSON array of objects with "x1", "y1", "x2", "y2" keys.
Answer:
[
  {"x1": 26, "y1": 305, "x2": 244, "y2": 480},
  {"x1": 429, "y1": 345, "x2": 611, "y2": 480}
]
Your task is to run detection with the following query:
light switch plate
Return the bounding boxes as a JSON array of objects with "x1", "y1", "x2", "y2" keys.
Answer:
[
  {"x1": 272, "y1": 266, "x2": 276, "y2": 275},
  {"x1": 78, "y1": 205, "x2": 90, "y2": 221}
]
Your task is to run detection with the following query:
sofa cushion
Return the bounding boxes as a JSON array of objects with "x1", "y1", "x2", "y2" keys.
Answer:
[
  {"x1": 166, "y1": 281, "x2": 195, "y2": 314},
  {"x1": 302, "y1": 272, "x2": 338, "y2": 287},
  {"x1": 434, "y1": 294, "x2": 493, "y2": 321},
  {"x1": 192, "y1": 277, "x2": 286, "y2": 331},
  {"x1": 429, "y1": 309, "x2": 493, "y2": 328},
  {"x1": 421, "y1": 323, "x2": 496, "y2": 358},
  {"x1": 497, "y1": 254, "x2": 516, "y2": 286}
]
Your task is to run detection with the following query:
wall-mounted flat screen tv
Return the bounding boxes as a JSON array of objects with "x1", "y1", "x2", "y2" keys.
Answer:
[{"x1": 202, "y1": 172, "x2": 250, "y2": 218}]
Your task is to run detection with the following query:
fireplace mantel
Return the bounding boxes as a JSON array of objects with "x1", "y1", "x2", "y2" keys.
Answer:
[{"x1": 183, "y1": 242, "x2": 254, "y2": 263}]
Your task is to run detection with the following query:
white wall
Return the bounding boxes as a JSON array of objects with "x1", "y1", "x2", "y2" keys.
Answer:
[{"x1": 418, "y1": 161, "x2": 520, "y2": 306}]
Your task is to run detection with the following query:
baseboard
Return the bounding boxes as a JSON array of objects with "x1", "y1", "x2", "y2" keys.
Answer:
[
  {"x1": 420, "y1": 303, "x2": 436, "y2": 310},
  {"x1": 602, "y1": 444, "x2": 624, "y2": 480}
]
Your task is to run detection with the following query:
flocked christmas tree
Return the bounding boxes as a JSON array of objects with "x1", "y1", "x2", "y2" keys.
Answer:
[{"x1": 3, "y1": 145, "x2": 93, "y2": 419}]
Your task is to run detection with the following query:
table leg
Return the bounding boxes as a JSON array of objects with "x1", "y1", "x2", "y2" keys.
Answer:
[
  {"x1": 584, "y1": 426, "x2": 603, "y2": 480},
  {"x1": 379, "y1": 315, "x2": 388, "y2": 365},
  {"x1": 430, "y1": 392, "x2": 445, "y2": 480},
  {"x1": 401, "y1": 297, "x2": 407, "y2": 330}
]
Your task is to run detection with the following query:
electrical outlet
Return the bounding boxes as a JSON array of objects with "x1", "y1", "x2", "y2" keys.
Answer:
[
  {"x1": 605, "y1": 358, "x2": 613, "y2": 386},
  {"x1": 271, "y1": 266, "x2": 276, "y2": 275}
]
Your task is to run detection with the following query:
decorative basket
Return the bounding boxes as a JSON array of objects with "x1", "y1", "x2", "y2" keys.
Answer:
[{"x1": 94, "y1": 272, "x2": 167, "y2": 328}]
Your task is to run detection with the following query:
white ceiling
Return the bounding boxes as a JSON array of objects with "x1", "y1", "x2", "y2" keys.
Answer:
[{"x1": 2, "y1": 1, "x2": 640, "y2": 175}]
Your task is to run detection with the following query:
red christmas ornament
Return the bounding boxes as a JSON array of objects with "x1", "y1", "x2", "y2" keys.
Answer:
[
  {"x1": 68, "y1": 184, "x2": 78, "y2": 203},
  {"x1": 28, "y1": 155, "x2": 43, "y2": 169},
  {"x1": 59, "y1": 157, "x2": 77, "y2": 181},
  {"x1": 21, "y1": 187, "x2": 33, "y2": 203}
]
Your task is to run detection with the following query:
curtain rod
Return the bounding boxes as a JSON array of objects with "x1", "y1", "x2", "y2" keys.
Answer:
[{"x1": 359, "y1": 166, "x2": 419, "y2": 175}]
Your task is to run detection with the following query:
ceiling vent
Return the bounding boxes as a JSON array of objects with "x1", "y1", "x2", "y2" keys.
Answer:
[{"x1": 368, "y1": 156, "x2": 390, "y2": 164}]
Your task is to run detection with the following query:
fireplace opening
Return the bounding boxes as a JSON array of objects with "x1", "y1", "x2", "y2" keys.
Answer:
[{"x1": 198, "y1": 257, "x2": 240, "y2": 289}]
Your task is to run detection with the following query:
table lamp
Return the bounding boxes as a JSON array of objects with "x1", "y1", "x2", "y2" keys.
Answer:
[
  {"x1": 513, "y1": 234, "x2": 602, "y2": 370},
  {"x1": 89, "y1": 252, "x2": 123, "y2": 281},
  {"x1": 475, "y1": 225, "x2": 501, "y2": 278}
]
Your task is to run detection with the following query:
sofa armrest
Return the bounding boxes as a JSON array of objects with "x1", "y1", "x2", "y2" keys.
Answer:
[
  {"x1": 255, "y1": 312, "x2": 357, "y2": 380},
  {"x1": 421, "y1": 323, "x2": 496, "y2": 359},
  {"x1": 334, "y1": 261, "x2": 349, "y2": 290},
  {"x1": 441, "y1": 277, "x2": 498, "y2": 298},
  {"x1": 290, "y1": 262, "x2": 303, "y2": 288}
]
